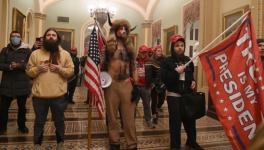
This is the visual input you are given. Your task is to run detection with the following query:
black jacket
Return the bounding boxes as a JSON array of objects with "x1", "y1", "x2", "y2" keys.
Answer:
[
  {"x1": 145, "y1": 56, "x2": 165, "y2": 88},
  {"x1": 71, "y1": 55, "x2": 80, "y2": 76},
  {"x1": 160, "y1": 55, "x2": 194, "y2": 94},
  {"x1": 0, "y1": 43, "x2": 31, "y2": 97},
  {"x1": 68, "y1": 54, "x2": 80, "y2": 83}
]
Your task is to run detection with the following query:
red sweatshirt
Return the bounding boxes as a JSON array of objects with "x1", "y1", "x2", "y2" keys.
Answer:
[{"x1": 136, "y1": 57, "x2": 148, "y2": 87}]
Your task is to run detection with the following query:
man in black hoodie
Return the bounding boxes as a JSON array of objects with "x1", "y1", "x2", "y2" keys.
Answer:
[
  {"x1": 160, "y1": 34, "x2": 202, "y2": 150},
  {"x1": 67, "y1": 47, "x2": 80, "y2": 104},
  {"x1": 0, "y1": 31, "x2": 31, "y2": 134}
]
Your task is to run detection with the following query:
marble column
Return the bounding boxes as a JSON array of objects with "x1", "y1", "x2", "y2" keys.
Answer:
[
  {"x1": 141, "y1": 20, "x2": 152, "y2": 47},
  {"x1": 33, "y1": 12, "x2": 46, "y2": 38},
  {"x1": 0, "y1": 0, "x2": 8, "y2": 49},
  {"x1": 252, "y1": 0, "x2": 264, "y2": 38},
  {"x1": 197, "y1": 0, "x2": 221, "y2": 111}
]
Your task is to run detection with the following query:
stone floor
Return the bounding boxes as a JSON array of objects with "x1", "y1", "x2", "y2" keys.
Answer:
[{"x1": 0, "y1": 87, "x2": 232, "y2": 150}]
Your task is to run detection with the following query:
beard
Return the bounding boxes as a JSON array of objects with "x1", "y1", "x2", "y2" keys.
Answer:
[
  {"x1": 43, "y1": 39, "x2": 59, "y2": 53},
  {"x1": 116, "y1": 31, "x2": 128, "y2": 42},
  {"x1": 172, "y1": 50, "x2": 185, "y2": 62},
  {"x1": 43, "y1": 39, "x2": 60, "y2": 64}
]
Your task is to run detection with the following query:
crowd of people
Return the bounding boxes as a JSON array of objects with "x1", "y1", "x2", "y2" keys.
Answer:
[{"x1": 1, "y1": 16, "x2": 264, "y2": 150}]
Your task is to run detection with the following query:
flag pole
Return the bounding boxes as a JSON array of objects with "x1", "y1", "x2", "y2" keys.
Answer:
[
  {"x1": 94, "y1": 18, "x2": 107, "y2": 43},
  {"x1": 184, "y1": 10, "x2": 251, "y2": 67},
  {"x1": 87, "y1": 92, "x2": 93, "y2": 150}
]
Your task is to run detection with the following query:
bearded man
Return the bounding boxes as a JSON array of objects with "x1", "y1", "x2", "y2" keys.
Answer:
[
  {"x1": 103, "y1": 17, "x2": 138, "y2": 150},
  {"x1": 26, "y1": 28, "x2": 74, "y2": 150}
]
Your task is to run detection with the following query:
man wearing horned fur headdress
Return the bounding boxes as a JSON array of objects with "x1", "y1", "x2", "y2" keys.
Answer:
[{"x1": 102, "y1": 16, "x2": 138, "y2": 150}]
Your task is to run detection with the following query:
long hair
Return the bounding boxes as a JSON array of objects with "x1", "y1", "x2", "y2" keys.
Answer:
[
  {"x1": 43, "y1": 28, "x2": 62, "y2": 64},
  {"x1": 43, "y1": 28, "x2": 61, "y2": 43}
]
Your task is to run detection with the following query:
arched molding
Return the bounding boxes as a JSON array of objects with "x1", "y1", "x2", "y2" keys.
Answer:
[
  {"x1": 145, "y1": 0, "x2": 159, "y2": 20},
  {"x1": 38, "y1": 0, "x2": 159, "y2": 20},
  {"x1": 34, "y1": 0, "x2": 40, "y2": 12},
  {"x1": 80, "y1": 19, "x2": 95, "y2": 56}
]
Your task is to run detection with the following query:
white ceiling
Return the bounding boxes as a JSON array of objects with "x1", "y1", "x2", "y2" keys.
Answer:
[{"x1": 37, "y1": 0, "x2": 159, "y2": 19}]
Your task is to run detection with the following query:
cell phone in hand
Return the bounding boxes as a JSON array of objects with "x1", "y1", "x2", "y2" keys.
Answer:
[{"x1": 36, "y1": 37, "x2": 44, "y2": 46}]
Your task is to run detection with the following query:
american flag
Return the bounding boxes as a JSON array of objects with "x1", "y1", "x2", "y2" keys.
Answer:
[{"x1": 84, "y1": 27, "x2": 104, "y2": 117}]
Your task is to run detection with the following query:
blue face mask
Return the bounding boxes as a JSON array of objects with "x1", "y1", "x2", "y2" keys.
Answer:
[{"x1": 11, "y1": 37, "x2": 21, "y2": 46}]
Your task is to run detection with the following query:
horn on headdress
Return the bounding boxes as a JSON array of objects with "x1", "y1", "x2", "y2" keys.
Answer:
[
  {"x1": 130, "y1": 26, "x2": 137, "y2": 32},
  {"x1": 107, "y1": 12, "x2": 112, "y2": 26}
]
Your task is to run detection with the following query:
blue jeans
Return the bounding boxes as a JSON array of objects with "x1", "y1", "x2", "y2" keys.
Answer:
[{"x1": 32, "y1": 96, "x2": 67, "y2": 144}]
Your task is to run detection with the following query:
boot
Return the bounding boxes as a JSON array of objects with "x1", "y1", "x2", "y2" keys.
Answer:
[
  {"x1": 56, "y1": 142, "x2": 64, "y2": 150},
  {"x1": 186, "y1": 142, "x2": 203, "y2": 150},
  {"x1": 109, "y1": 144, "x2": 120, "y2": 150},
  {"x1": 18, "y1": 126, "x2": 29, "y2": 133}
]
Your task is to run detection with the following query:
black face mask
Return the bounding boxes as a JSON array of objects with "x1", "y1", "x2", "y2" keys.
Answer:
[{"x1": 43, "y1": 39, "x2": 59, "y2": 53}]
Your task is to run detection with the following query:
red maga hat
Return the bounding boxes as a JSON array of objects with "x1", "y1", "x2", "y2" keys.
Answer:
[
  {"x1": 170, "y1": 34, "x2": 184, "y2": 43},
  {"x1": 138, "y1": 45, "x2": 149, "y2": 53},
  {"x1": 70, "y1": 47, "x2": 77, "y2": 52}
]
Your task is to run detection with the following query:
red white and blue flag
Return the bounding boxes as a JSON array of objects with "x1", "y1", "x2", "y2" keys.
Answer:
[
  {"x1": 84, "y1": 27, "x2": 105, "y2": 117},
  {"x1": 199, "y1": 13, "x2": 264, "y2": 149}
]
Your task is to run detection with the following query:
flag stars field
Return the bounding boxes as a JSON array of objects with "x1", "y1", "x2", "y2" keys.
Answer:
[
  {"x1": 199, "y1": 12, "x2": 263, "y2": 149},
  {"x1": 219, "y1": 99, "x2": 224, "y2": 104},
  {"x1": 224, "y1": 107, "x2": 228, "y2": 112},
  {"x1": 213, "y1": 83, "x2": 217, "y2": 88}
]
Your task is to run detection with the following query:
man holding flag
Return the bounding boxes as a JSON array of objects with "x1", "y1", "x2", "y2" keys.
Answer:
[{"x1": 199, "y1": 12, "x2": 264, "y2": 150}]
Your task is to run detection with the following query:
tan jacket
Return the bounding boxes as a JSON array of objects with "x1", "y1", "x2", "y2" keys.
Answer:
[{"x1": 26, "y1": 48, "x2": 74, "y2": 98}]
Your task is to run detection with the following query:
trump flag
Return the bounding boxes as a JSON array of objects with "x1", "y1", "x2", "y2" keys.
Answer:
[{"x1": 199, "y1": 13, "x2": 264, "y2": 150}]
